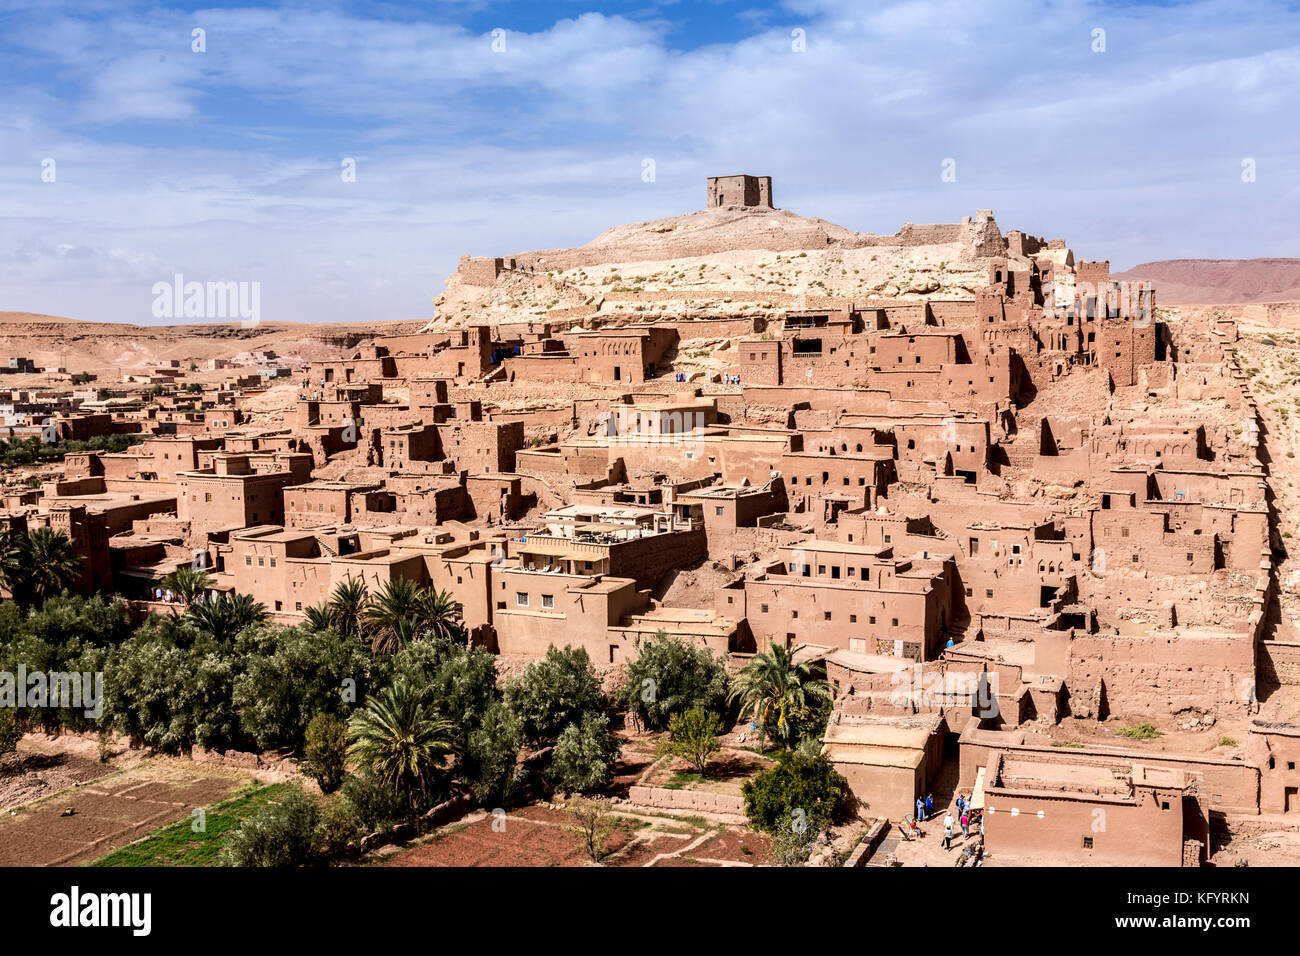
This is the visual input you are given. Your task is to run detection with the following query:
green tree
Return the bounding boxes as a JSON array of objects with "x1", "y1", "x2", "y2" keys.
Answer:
[
  {"x1": 461, "y1": 700, "x2": 526, "y2": 806},
  {"x1": 104, "y1": 635, "x2": 238, "y2": 753},
  {"x1": 348, "y1": 682, "x2": 455, "y2": 813},
  {"x1": 549, "y1": 713, "x2": 621, "y2": 794},
  {"x1": 728, "y1": 642, "x2": 831, "y2": 749},
  {"x1": 619, "y1": 632, "x2": 729, "y2": 731},
  {"x1": 303, "y1": 713, "x2": 349, "y2": 794},
  {"x1": 658, "y1": 707, "x2": 723, "y2": 775},
  {"x1": 233, "y1": 625, "x2": 366, "y2": 750},
  {"x1": 422, "y1": 587, "x2": 465, "y2": 642},
  {"x1": 505, "y1": 645, "x2": 605, "y2": 745},
  {"x1": 741, "y1": 750, "x2": 845, "y2": 835}
]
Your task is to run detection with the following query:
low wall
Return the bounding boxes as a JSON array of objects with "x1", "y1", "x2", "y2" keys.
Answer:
[
  {"x1": 844, "y1": 818, "x2": 890, "y2": 867},
  {"x1": 626, "y1": 785, "x2": 744, "y2": 816}
]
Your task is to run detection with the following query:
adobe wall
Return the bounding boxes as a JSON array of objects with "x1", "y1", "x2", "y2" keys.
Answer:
[
  {"x1": 982, "y1": 777, "x2": 1188, "y2": 866},
  {"x1": 1064, "y1": 629, "x2": 1257, "y2": 721},
  {"x1": 958, "y1": 728, "x2": 1260, "y2": 814}
]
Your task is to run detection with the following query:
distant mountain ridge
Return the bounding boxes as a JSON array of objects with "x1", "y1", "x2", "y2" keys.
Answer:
[{"x1": 1114, "y1": 258, "x2": 1300, "y2": 304}]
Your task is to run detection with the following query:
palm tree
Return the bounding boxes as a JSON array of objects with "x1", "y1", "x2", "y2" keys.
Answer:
[
  {"x1": 727, "y1": 642, "x2": 832, "y2": 749},
  {"x1": 187, "y1": 592, "x2": 266, "y2": 642},
  {"x1": 424, "y1": 588, "x2": 465, "y2": 643},
  {"x1": 328, "y1": 577, "x2": 368, "y2": 639},
  {"x1": 0, "y1": 527, "x2": 33, "y2": 605},
  {"x1": 364, "y1": 578, "x2": 427, "y2": 655},
  {"x1": 304, "y1": 602, "x2": 334, "y2": 632},
  {"x1": 161, "y1": 566, "x2": 213, "y2": 607},
  {"x1": 348, "y1": 682, "x2": 455, "y2": 812},
  {"x1": 26, "y1": 528, "x2": 83, "y2": 606}
]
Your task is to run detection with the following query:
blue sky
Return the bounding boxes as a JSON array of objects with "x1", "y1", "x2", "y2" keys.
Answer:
[{"x1": 2, "y1": 0, "x2": 1299, "y2": 324}]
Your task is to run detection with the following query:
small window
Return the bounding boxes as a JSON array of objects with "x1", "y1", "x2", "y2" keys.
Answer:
[
  {"x1": 541, "y1": 594, "x2": 554, "y2": 609},
  {"x1": 516, "y1": 592, "x2": 529, "y2": 607},
  {"x1": 1083, "y1": 836, "x2": 1094, "y2": 850}
]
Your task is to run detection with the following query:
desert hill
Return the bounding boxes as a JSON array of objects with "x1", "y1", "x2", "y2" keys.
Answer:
[
  {"x1": 0, "y1": 312, "x2": 426, "y2": 374},
  {"x1": 1115, "y1": 258, "x2": 1300, "y2": 304},
  {"x1": 431, "y1": 205, "x2": 1008, "y2": 329}
]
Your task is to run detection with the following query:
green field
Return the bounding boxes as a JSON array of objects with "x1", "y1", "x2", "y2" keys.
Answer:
[{"x1": 88, "y1": 783, "x2": 293, "y2": 867}]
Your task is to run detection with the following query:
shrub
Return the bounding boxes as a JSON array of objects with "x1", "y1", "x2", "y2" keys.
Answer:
[
  {"x1": 1116, "y1": 723, "x2": 1162, "y2": 740},
  {"x1": 657, "y1": 707, "x2": 723, "y2": 775},
  {"x1": 549, "y1": 713, "x2": 621, "y2": 794},
  {"x1": 303, "y1": 713, "x2": 348, "y2": 794},
  {"x1": 768, "y1": 808, "x2": 830, "y2": 866},
  {"x1": 741, "y1": 750, "x2": 845, "y2": 835},
  {"x1": 340, "y1": 769, "x2": 404, "y2": 834},
  {"x1": 564, "y1": 796, "x2": 616, "y2": 863},
  {"x1": 318, "y1": 800, "x2": 360, "y2": 857},
  {"x1": 220, "y1": 789, "x2": 323, "y2": 867}
]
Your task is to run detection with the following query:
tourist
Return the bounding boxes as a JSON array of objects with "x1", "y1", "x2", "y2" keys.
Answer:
[
  {"x1": 943, "y1": 812, "x2": 954, "y2": 849},
  {"x1": 956, "y1": 793, "x2": 965, "y2": 814},
  {"x1": 916, "y1": 796, "x2": 925, "y2": 822},
  {"x1": 960, "y1": 811, "x2": 970, "y2": 839},
  {"x1": 925, "y1": 793, "x2": 934, "y2": 818}
]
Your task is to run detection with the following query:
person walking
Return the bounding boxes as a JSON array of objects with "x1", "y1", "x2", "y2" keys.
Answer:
[
  {"x1": 960, "y1": 811, "x2": 970, "y2": 839},
  {"x1": 925, "y1": 793, "x2": 935, "y2": 819},
  {"x1": 943, "y1": 811, "x2": 954, "y2": 850},
  {"x1": 916, "y1": 797, "x2": 926, "y2": 823},
  {"x1": 956, "y1": 793, "x2": 965, "y2": 815}
]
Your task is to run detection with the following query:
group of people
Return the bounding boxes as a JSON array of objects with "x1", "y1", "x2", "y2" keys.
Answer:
[{"x1": 913, "y1": 791, "x2": 981, "y2": 851}]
